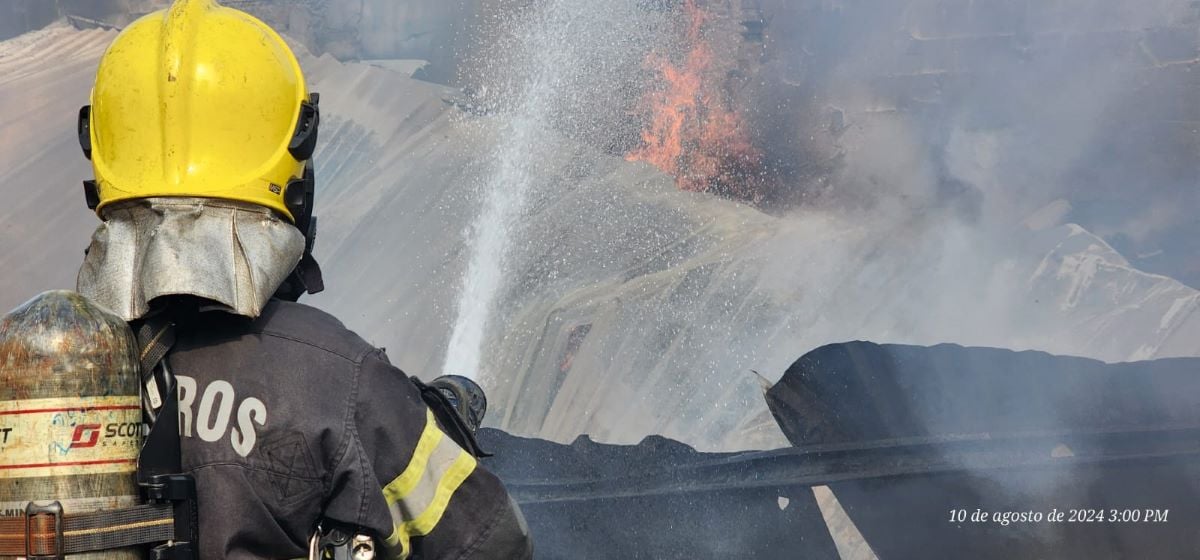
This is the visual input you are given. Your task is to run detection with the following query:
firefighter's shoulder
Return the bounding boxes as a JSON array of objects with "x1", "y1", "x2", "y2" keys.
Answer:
[
  {"x1": 253, "y1": 299, "x2": 377, "y2": 363},
  {"x1": 181, "y1": 299, "x2": 379, "y2": 365}
]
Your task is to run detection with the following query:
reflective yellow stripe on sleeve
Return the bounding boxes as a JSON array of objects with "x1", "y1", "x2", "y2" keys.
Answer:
[{"x1": 383, "y1": 409, "x2": 479, "y2": 559}]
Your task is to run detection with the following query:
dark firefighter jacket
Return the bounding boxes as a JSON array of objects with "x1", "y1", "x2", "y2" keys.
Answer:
[{"x1": 165, "y1": 300, "x2": 532, "y2": 560}]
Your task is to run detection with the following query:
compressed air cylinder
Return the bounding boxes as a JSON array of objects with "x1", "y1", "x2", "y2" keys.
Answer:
[{"x1": 0, "y1": 291, "x2": 143, "y2": 559}]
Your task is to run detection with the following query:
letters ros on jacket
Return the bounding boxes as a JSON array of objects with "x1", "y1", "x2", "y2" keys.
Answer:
[{"x1": 177, "y1": 375, "x2": 267, "y2": 457}]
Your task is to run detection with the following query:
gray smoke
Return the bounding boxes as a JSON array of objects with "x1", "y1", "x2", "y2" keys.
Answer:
[
  {"x1": 437, "y1": 0, "x2": 1199, "y2": 452},
  {"x1": 751, "y1": 0, "x2": 1200, "y2": 285}
]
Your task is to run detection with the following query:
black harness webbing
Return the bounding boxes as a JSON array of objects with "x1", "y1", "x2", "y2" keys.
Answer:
[
  {"x1": 0, "y1": 503, "x2": 176, "y2": 557},
  {"x1": 134, "y1": 313, "x2": 199, "y2": 560},
  {"x1": 136, "y1": 317, "x2": 177, "y2": 424}
]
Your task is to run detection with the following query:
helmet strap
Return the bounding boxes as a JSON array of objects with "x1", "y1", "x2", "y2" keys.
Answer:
[{"x1": 277, "y1": 160, "x2": 323, "y2": 301}]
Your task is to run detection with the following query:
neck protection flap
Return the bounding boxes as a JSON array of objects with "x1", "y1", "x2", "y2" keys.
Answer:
[{"x1": 77, "y1": 197, "x2": 306, "y2": 321}]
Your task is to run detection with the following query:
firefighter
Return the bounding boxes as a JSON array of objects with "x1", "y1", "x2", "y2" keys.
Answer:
[{"x1": 73, "y1": 1, "x2": 533, "y2": 558}]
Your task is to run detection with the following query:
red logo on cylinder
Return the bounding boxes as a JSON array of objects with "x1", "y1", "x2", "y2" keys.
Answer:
[{"x1": 69, "y1": 424, "x2": 102, "y2": 449}]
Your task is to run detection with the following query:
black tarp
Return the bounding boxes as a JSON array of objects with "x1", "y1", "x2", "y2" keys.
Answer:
[
  {"x1": 477, "y1": 342, "x2": 1200, "y2": 559},
  {"x1": 478, "y1": 431, "x2": 841, "y2": 559},
  {"x1": 765, "y1": 342, "x2": 1200, "y2": 560}
]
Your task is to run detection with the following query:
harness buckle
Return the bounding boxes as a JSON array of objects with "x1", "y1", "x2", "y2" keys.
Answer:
[
  {"x1": 24, "y1": 500, "x2": 64, "y2": 560},
  {"x1": 141, "y1": 474, "x2": 199, "y2": 560}
]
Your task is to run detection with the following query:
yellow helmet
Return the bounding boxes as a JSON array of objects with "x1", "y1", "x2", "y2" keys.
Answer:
[{"x1": 79, "y1": 0, "x2": 319, "y2": 227}]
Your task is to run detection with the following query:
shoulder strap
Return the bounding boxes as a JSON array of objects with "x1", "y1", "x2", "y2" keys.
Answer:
[
  {"x1": 135, "y1": 314, "x2": 177, "y2": 424},
  {"x1": 132, "y1": 313, "x2": 200, "y2": 560}
]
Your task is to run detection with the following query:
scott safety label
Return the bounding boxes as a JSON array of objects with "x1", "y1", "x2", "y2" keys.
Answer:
[{"x1": 0, "y1": 396, "x2": 141, "y2": 479}]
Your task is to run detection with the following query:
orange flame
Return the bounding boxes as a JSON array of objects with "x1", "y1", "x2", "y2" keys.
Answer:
[{"x1": 627, "y1": 0, "x2": 762, "y2": 201}]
